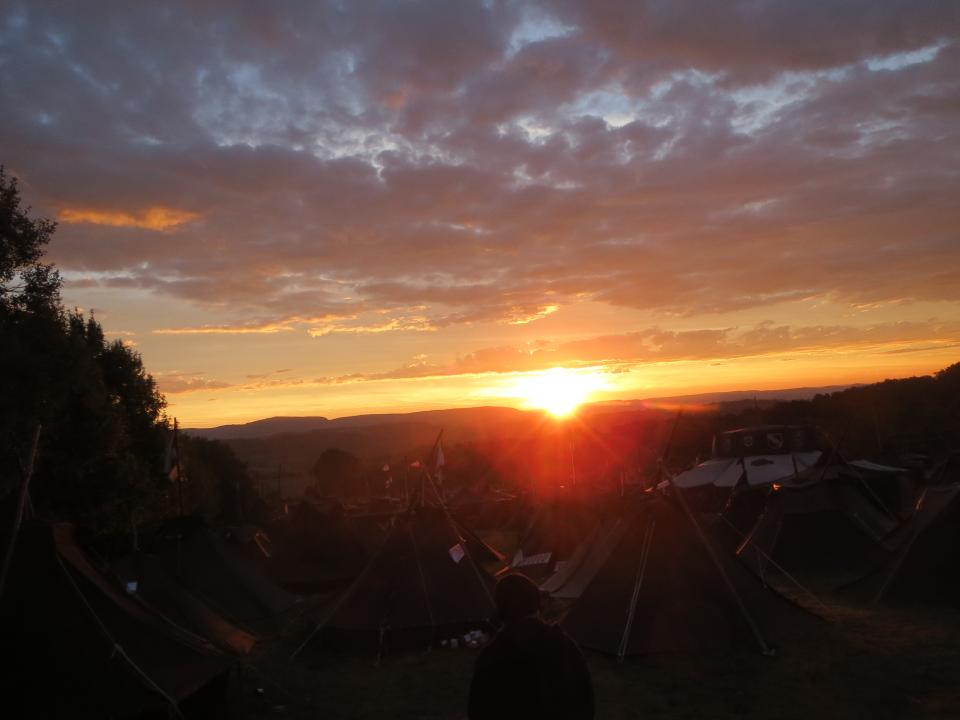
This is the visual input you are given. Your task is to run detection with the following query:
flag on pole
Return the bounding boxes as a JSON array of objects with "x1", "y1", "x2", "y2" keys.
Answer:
[
  {"x1": 435, "y1": 439, "x2": 445, "y2": 485},
  {"x1": 165, "y1": 421, "x2": 180, "y2": 482}
]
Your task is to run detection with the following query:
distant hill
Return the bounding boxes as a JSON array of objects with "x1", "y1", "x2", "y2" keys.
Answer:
[
  {"x1": 186, "y1": 405, "x2": 531, "y2": 441},
  {"x1": 189, "y1": 385, "x2": 855, "y2": 441},
  {"x1": 589, "y1": 385, "x2": 857, "y2": 412}
]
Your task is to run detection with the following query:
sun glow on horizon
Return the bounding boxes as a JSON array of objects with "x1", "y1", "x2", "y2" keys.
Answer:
[{"x1": 510, "y1": 367, "x2": 607, "y2": 417}]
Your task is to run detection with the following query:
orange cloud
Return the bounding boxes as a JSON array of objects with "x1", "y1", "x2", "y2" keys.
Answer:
[
  {"x1": 307, "y1": 316, "x2": 435, "y2": 337},
  {"x1": 153, "y1": 322, "x2": 294, "y2": 335},
  {"x1": 59, "y1": 206, "x2": 199, "y2": 231}
]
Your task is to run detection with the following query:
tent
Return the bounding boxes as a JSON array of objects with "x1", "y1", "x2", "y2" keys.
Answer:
[
  {"x1": 540, "y1": 516, "x2": 629, "y2": 599},
  {"x1": 735, "y1": 475, "x2": 899, "y2": 584},
  {"x1": 113, "y1": 551, "x2": 257, "y2": 655},
  {"x1": 510, "y1": 499, "x2": 597, "y2": 583},
  {"x1": 450, "y1": 486, "x2": 527, "y2": 533},
  {"x1": 562, "y1": 494, "x2": 818, "y2": 656},
  {"x1": 561, "y1": 495, "x2": 817, "y2": 657},
  {"x1": 152, "y1": 517, "x2": 299, "y2": 631},
  {"x1": 843, "y1": 483, "x2": 960, "y2": 606},
  {"x1": 257, "y1": 502, "x2": 370, "y2": 593},
  {"x1": 299, "y1": 505, "x2": 496, "y2": 652},
  {"x1": 0, "y1": 523, "x2": 229, "y2": 718}
]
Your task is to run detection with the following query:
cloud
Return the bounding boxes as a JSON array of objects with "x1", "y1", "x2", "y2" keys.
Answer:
[
  {"x1": 153, "y1": 322, "x2": 295, "y2": 335},
  {"x1": 149, "y1": 318, "x2": 960, "y2": 400},
  {"x1": 337, "y1": 319, "x2": 960, "y2": 382},
  {"x1": 307, "y1": 315, "x2": 436, "y2": 337},
  {"x1": 155, "y1": 372, "x2": 233, "y2": 394},
  {"x1": 59, "y1": 206, "x2": 199, "y2": 231},
  {"x1": 1, "y1": 2, "x2": 958, "y2": 333}
]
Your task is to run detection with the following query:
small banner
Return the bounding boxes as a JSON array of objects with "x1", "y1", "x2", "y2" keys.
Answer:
[{"x1": 448, "y1": 543, "x2": 465, "y2": 564}]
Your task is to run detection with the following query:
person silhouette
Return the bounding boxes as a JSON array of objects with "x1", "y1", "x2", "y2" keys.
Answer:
[{"x1": 468, "y1": 573, "x2": 594, "y2": 719}]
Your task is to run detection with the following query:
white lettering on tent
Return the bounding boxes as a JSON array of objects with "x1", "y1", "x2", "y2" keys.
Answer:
[{"x1": 449, "y1": 543, "x2": 465, "y2": 564}]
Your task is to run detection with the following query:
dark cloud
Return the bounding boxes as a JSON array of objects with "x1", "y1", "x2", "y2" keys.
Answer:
[{"x1": 2, "y1": 1, "x2": 958, "y2": 330}]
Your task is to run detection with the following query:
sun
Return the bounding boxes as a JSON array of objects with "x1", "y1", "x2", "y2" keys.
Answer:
[{"x1": 511, "y1": 367, "x2": 605, "y2": 417}]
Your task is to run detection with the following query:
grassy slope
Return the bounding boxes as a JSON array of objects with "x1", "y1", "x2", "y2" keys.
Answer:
[{"x1": 228, "y1": 594, "x2": 960, "y2": 720}]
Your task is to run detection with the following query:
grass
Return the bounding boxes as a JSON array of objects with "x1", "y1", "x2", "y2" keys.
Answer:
[{"x1": 226, "y1": 593, "x2": 960, "y2": 720}]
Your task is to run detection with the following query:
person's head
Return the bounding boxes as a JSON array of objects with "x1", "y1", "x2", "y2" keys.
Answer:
[{"x1": 495, "y1": 573, "x2": 541, "y2": 624}]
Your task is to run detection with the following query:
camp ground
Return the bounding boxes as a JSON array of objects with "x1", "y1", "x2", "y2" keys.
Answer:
[{"x1": 2, "y1": 414, "x2": 959, "y2": 717}]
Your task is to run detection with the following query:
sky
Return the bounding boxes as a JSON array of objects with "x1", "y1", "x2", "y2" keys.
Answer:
[{"x1": 2, "y1": 1, "x2": 959, "y2": 427}]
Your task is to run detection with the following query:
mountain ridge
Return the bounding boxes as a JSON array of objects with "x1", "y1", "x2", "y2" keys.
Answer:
[{"x1": 186, "y1": 385, "x2": 856, "y2": 440}]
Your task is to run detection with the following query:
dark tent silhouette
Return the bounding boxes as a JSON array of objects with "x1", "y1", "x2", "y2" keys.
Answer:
[
  {"x1": 257, "y1": 501, "x2": 370, "y2": 593},
  {"x1": 510, "y1": 499, "x2": 597, "y2": 583},
  {"x1": 113, "y1": 551, "x2": 257, "y2": 655},
  {"x1": 298, "y1": 505, "x2": 496, "y2": 653},
  {"x1": 540, "y1": 515, "x2": 629, "y2": 599},
  {"x1": 736, "y1": 476, "x2": 899, "y2": 584},
  {"x1": 843, "y1": 483, "x2": 960, "y2": 606},
  {"x1": 152, "y1": 517, "x2": 298, "y2": 631},
  {"x1": 1, "y1": 523, "x2": 229, "y2": 718},
  {"x1": 562, "y1": 495, "x2": 817, "y2": 657}
]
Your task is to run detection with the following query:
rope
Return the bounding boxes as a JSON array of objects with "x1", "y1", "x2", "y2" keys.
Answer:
[
  {"x1": 717, "y1": 513, "x2": 830, "y2": 615},
  {"x1": 674, "y1": 489, "x2": 773, "y2": 655},
  {"x1": 617, "y1": 517, "x2": 654, "y2": 662},
  {"x1": 53, "y1": 550, "x2": 184, "y2": 718}
]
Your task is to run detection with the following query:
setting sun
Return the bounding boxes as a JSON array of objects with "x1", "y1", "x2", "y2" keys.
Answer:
[{"x1": 510, "y1": 367, "x2": 606, "y2": 417}]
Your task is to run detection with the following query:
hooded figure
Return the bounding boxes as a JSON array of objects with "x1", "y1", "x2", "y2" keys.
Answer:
[{"x1": 469, "y1": 574, "x2": 594, "y2": 720}]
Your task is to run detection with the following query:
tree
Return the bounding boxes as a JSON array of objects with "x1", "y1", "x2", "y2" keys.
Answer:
[
  {"x1": 0, "y1": 166, "x2": 60, "y2": 314},
  {"x1": 0, "y1": 166, "x2": 171, "y2": 538},
  {"x1": 311, "y1": 448, "x2": 363, "y2": 498},
  {"x1": 177, "y1": 435, "x2": 258, "y2": 525}
]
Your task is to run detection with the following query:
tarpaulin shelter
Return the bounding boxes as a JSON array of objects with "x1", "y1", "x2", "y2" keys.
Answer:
[
  {"x1": 672, "y1": 425, "x2": 824, "y2": 493},
  {"x1": 842, "y1": 483, "x2": 960, "y2": 606},
  {"x1": 1, "y1": 522, "x2": 229, "y2": 718},
  {"x1": 297, "y1": 505, "x2": 496, "y2": 653},
  {"x1": 561, "y1": 495, "x2": 817, "y2": 657}
]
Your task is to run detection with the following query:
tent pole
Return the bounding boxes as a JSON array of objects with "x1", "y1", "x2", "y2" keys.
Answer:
[
  {"x1": 675, "y1": 486, "x2": 773, "y2": 655},
  {"x1": 617, "y1": 517, "x2": 654, "y2": 662}
]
